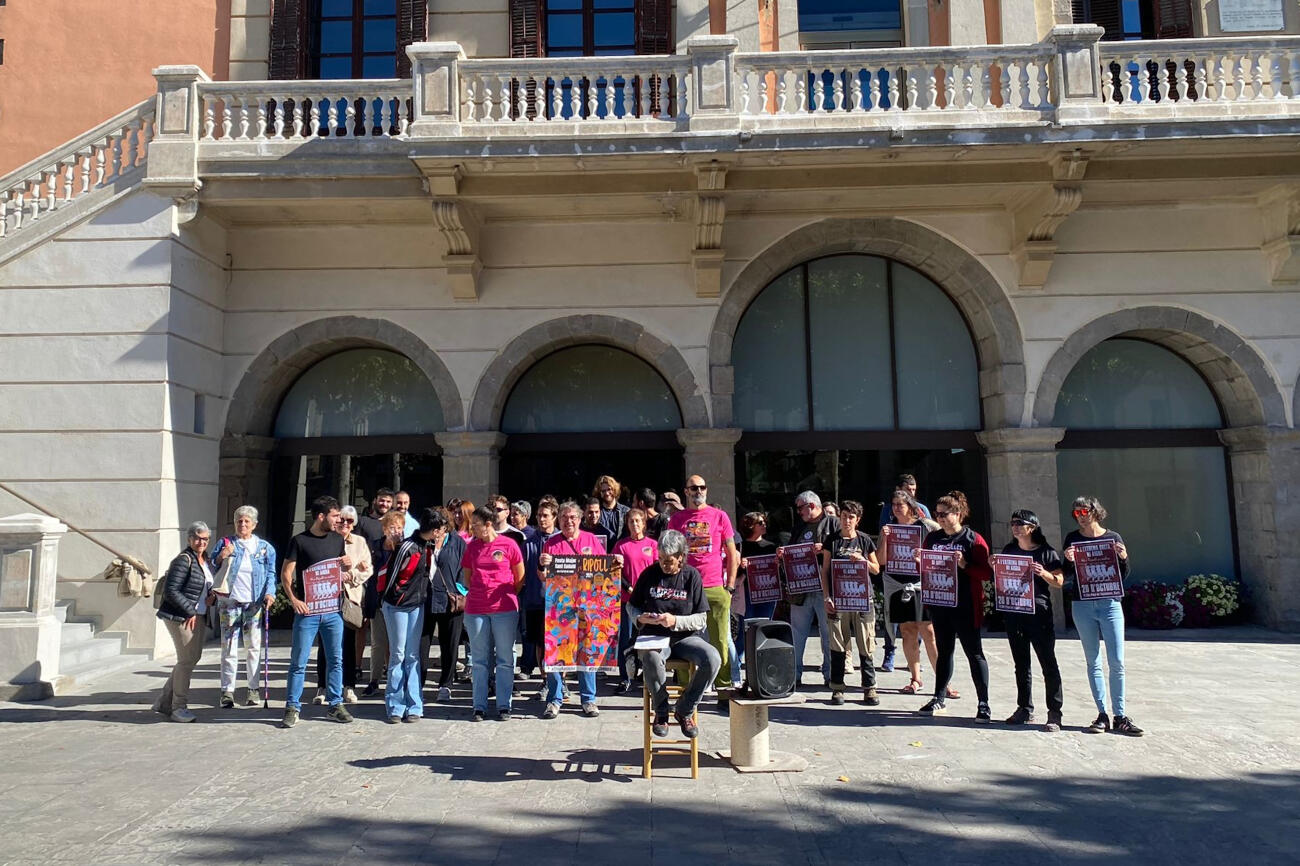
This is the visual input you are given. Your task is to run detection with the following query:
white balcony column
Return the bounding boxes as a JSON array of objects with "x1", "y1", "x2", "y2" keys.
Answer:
[
  {"x1": 408, "y1": 42, "x2": 466, "y2": 138},
  {"x1": 686, "y1": 35, "x2": 740, "y2": 132},
  {"x1": 1045, "y1": 24, "x2": 1106, "y2": 125},
  {"x1": 144, "y1": 65, "x2": 209, "y2": 198},
  {"x1": 0, "y1": 514, "x2": 68, "y2": 700}
]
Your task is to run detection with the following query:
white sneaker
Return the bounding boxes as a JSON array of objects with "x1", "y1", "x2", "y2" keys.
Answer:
[
  {"x1": 343, "y1": 688, "x2": 358, "y2": 704},
  {"x1": 169, "y1": 708, "x2": 196, "y2": 723},
  {"x1": 437, "y1": 687, "x2": 451, "y2": 703},
  {"x1": 311, "y1": 689, "x2": 326, "y2": 705}
]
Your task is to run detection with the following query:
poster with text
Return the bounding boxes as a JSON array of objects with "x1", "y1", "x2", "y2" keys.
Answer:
[
  {"x1": 544, "y1": 554, "x2": 621, "y2": 672},
  {"x1": 831, "y1": 560, "x2": 873, "y2": 613},
  {"x1": 884, "y1": 524, "x2": 923, "y2": 577},
  {"x1": 1073, "y1": 539, "x2": 1125, "y2": 600},
  {"x1": 992, "y1": 554, "x2": 1036, "y2": 615},
  {"x1": 746, "y1": 554, "x2": 782, "y2": 605},
  {"x1": 781, "y1": 543, "x2": 822, "y2": 596},
  {"x1": 302, "y1": 557, "x2": 344, "y2": 616},
  {"x1": 919, "y1": 550, "x2": 959, "y2": 608}
]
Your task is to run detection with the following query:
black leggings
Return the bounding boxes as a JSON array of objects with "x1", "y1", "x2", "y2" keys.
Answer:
[
  {"x1": 932, "y1": 612, "x2": 988, "y2": 703},
  {"x1": 315, "y1": 624, "x2": 357, "y2": 690},
  {"x1": 420, "y1": 611, "x2": 464, "y2": 689},
  {"x1": 1006, "y1": 613, "x2": 1062, "y2": 713}
]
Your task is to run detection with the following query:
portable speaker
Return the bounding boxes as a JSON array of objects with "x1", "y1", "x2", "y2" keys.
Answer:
[{"x1": 744, "y1": 618, "x2": 795, "y2": 699}]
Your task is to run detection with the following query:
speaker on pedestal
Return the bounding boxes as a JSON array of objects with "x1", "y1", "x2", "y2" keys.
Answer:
[{"x1": 743, "y1": 618, "x2": 795, "y2": 699}]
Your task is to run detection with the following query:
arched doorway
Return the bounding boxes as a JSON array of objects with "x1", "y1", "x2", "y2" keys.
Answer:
[
  {"x1": 267, "y1": 347, "x2": 445, "y2": 550},
  {"x1": 732, "y1": 253, "x2": 987, "y2": 539},
  {"x1": 1053, "y1": 337, "x2": 1236, "y2": 582},
  {"x1": 498, "y1": 344, "x2": 685, "y2": 504}
]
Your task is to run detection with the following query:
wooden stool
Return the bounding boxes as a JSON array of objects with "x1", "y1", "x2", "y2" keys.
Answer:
[{"x1": 642, "y1": 658, "x2": 699, "y2": 779}]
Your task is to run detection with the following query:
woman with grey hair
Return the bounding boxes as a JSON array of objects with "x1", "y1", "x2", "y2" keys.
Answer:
[
  {"x1": 628, "y1": 529, "x2": 721, "y2": 739},
  {"x1": 209, "y1": 506, "x2": 278, "y2": 708},
  {"x1": 154, "y1": 521, "x2": 217, "y2": 722}
]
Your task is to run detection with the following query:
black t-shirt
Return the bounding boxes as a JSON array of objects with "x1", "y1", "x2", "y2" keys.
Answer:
[
  {"x1": 285, "y1": 529, "x2": 345, "y2": 599},
  {"x1": 354, "y1": 513, "x2": 384, "y2": 547},
  {"x1": 999, "y1": 541, "x2": 1064, "y2": 616},
  {"x1": 630, "y1": 563, "x2": 708, "y2": 640},
  {"x1": 825, "y1": 530, "x2": 877, "y2": 561},
  {"x1": 645, "y1": 512, "x2": 670, "y2": 541},
  {"x1": 791, "y1": 513, "x2": 838, "y2": 547},
  {"x1": 923, "y1": 526, "x2": 982, "y2": 614},
  {"x1": 1061, "y1": 529, "x2": 1130, "y2": 600}
]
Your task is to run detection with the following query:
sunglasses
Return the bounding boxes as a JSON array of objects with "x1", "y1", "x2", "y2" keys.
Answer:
[
  {"x1": 1072, "y1": 508, "x2": 1092, "y2": 518},
  {"x1": 933, "y1": 510, "x2": 951, "y2": 518},
  {"x1": 495, "y1": 507, "x2": 509, "y2": 513},
  {"x1": 686, "y1": 485, "x2": 707, "y2": 492},
  {"x1": 340, "y1": 518, "x2": 355, "y2": 525},
  {"x1": 1009, "y1": 520, "x2": 1033, "y2": 528}
]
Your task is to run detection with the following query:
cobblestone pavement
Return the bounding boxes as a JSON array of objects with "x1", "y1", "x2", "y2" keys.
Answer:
[{"x1": 1, "y1": 626, "x2": 1298, "y2": 865}]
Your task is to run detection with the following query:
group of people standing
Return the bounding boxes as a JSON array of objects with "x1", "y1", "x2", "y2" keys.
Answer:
[{"x1": 153, "y1": 471, "x2": 1143, "y2": 739}]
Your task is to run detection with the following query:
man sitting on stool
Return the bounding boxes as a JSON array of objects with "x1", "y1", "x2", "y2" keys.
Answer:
[{"x1": 629, "y1": 529, "x2": 721, "y2": 739}]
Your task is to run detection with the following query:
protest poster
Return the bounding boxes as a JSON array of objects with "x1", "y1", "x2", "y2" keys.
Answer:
[
  {"x1": 746, "y1": 554, "x2": 782, "y2": 605},
  {"x1": 544, "y1": 554, "x2": 621, "y2": 672},
  {"x1": 781, "y1": 543, "x2": 822, "y2": 596},
  {"x1": 919, "y1": 549, "x2": 959, "y2": 608},
  {"x1": 831, "y1": 560, "x2": 873, "y2": 613},
  {"x1": 1073, "y1": 539, "x2": 1125, "y2": 600},
  {"x1": 992, "y1": 553, "x2": 1036, "y2": 615},
  {"x1": 302, "y1": 558, "x2": 343, "y2": 616},
  {"x1": 884, "y1": 524, "x2": 923, "y2": 577}
]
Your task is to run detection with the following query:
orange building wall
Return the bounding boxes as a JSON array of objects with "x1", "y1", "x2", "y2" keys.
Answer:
[{"x1": 0, "y1": 0, "x2": 229, "y2": 174}]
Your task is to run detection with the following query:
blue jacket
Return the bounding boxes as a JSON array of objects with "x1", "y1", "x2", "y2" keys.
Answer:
[
  {"x1": 208, "y1": 535, "x2": 278, "y2": 603},
  {"x1": 518, "y1": 525, "x2": 545, "y2": 610}
]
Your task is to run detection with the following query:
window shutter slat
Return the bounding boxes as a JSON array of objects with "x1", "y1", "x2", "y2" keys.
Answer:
[
  {"x1": 1084, "y1": 0, "x2": 1124, "y2": 40},
  {"x1": 1154, "y1": 0, "x2": 1195, "y2": 38},
  {"x1": 510, "y1": 0, "x2": 543, "y2": 58},
  {"x1": 396, "y1": 0, "x2": 428, "y2": 78},
  {"x1": 269, "y1": 0, "x2": 309, "y2": 79},
  {"x1": 635, "y1": 0, "x2": 673, "y2": 55}
]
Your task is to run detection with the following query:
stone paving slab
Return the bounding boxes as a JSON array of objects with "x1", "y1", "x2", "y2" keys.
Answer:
[{"x1": 2, "y1": 626, "x2": 1299, "y2": 865}]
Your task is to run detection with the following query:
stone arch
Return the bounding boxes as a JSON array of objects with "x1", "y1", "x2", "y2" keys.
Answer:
[
  {"x1": 1032, "y1": 306, "x2": 1287, "y2": 429},
  {"x1": 224, "y1": 315, "x2": 465, "y2": 438},
  {"x1": 467, "y1": 315, "x2": 711, "y2": 431},
  {"x1": 709, "y1": 217, "x2": 1027, "y2": 429}
]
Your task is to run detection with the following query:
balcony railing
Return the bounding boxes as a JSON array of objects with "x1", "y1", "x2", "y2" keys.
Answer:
[{"x1": 1100, "y1": 37, "x2": 1300, "y2": 107}]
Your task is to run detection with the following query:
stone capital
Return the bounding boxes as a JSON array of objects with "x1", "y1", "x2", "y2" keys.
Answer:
[
  {"x1": 1218, "y1": 425, "x2": 1300, "y2": 453},
  {"x1": 676, "y1": 427, "x2": 743, "y2": 450},
  {"x1": 976, "y1": 427, "x2": 1065, "y2": 454},
  {"x1": 434, "y1": 431, "x2": 508, "y2": 457}
]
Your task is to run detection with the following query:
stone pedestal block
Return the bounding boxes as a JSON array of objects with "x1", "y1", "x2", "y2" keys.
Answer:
[
  {"x1": 0, "y1": 513, "x2": 68, "y2": 700},
  {"x1": 677, "y1": 428, "x2": 742, "y2": 518},
  {"x1": 436, "y1": 432, "x2": 508, "y2": 507}
]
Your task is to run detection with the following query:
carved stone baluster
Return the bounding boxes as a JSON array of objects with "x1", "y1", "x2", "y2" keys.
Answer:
[
  {"x1": 1035, "y1": 62, "x2": 1050, "y2": 108},
  {"x1": 1000, "y1": 62, "x2": 1012, "y2": 109},
  {"x1": 759, "y1": 69, "x2": 772, "y2": 114},
  {"x1": 776, "y1": 68, "x2": 789, "y2": 113},
  {"x1": 221, "y1": 98, "x2": 233, "y2": 139},
  {"x1": 1212, "y1": 54, "x2": 1228, "y2": 101},
  {"x1": 1234, "y1": 53, "x2": 1249, "y2": 101},
  {"x1": 1016, "y1": 62, "x2": 1030, "y2": 108},
  {"x1": 738, "y1": 69, "x2": 751, "y2": 114},
  {"x1": 888, "y1": 68, "x2": 900, "y2": 110},
  {"x1": 905, "y1": 68, "x2": 918, "y2": 111},
  {"x1": 581, "y1": 74, "x2": 595, "y2": 120},
  {"x1": 1156, "y1": 62, "x2": 1171, "y2": 102},
  {"x1": 980, "y1": 62, "x2": 993, "y2": 109},
  {"x1": 309, "y1": 97, "x2": 322, "y2": 136},
  {"x1": 1101, "y1": 60, "x2": 1114, "y2": 104},
  {"x1": 811, "y1": 73, "x2": 825, "y2": 114},
  {"x1": 0, "y1": 194, "x2": 8, "y2": 238},
  {"x1": 79, "y1": 149, "x2": 92, "y2": 193},
  {"x1": 601, "y1": 74, "x2": 614, "y2": 119},
  {"x1": 326, "y1": 96, "x2": 339, "y2": 135},
  {"x1": 517, "y1": 74, "x2": 530, "y2": 120},
  {"x1": 28, "y1": 180, "x2": 41, "y2": 222},
  {"x1": 795, "y1": 71, "x2": 807, "y2": 113},
  {"x1": 565, "y1": 74, "x2": 579, "y2": 119},
  {"x1": 869, "y1": 70, "x2": 881, "y2": 110},
  {"x1": 255, "y1": 96, "x2": 268, "y2": 138},
  {"x1": 12, "y1": 189, "x2": 23, "y2": 231},
  {"x1": 1268, "y1": 53, "x2": 1283, "y2": 100},
  {"x1": 638, "y1": 72, "x2": 652, "y2": 118},
  {"x1": 95, "y1": 142, "x2": 107, "y2": 187},
  {"x1": 1175, "y1": 61, "x2": 1189, "y2": 101},
  {"x1": 236, "y1": 96, "x2": 250, "y2": 139},
  {"x1": 1193, "y1": 56, "x2": 1208, "y2": 102},
  {"x1": 62, "y1": 161, "x2": 75, "y2": 203},
  {"x1": 1250, "y1": 52, "x2": 1265, "y2": 101},
  {"x1": 345, "y1": 95, "x2": 358, "y2": 137},
  {"x1": 1288, "y1": 50, "x2": 1300, "y2": 99},
  {"x1": 962, "y1": 64, "x2": 976, "y2": 109},
  {"x1": 677, "y1": 72, "x2": 688, "y2": 118},
  {"x1": 1138, "y1": 59, "x2": 1151, "y2": 103},
  {"x1": 203, "y1": 97, "x2": 216, "y2": 139},
  {"x1": 46, "y1": 170, "x2": 58, "y2": 213},
  {"x1": 290, "y1": 98, "x2": 303, "y2": 137}
]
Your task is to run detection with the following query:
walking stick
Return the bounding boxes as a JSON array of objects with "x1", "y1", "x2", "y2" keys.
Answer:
[{"x1": 262, "y1": 603, "x2": 271, "y2": 710}]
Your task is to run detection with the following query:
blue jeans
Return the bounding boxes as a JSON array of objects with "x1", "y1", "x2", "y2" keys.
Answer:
[
  {"x1": 466, "y1": 611, "x2": 518, "y2": 712},
  {"x1": 383, "y1": 602, "x2": 425, "y2": 718},
  {"x1": 545, "y1": 670, "x2": 597, "y2": 705},
  {"x1": 616, "y1": 602, "x2": 636, "y2": 683},
  {"x1": 287, "y1": 612, "x2": 343, "y2": 710},
  {"x1": 1073, "y1": 598, "x2": 1126, "y2": 716},
  {"x1": 789, "y1": 592, "x2": 831, "y2": 681}
]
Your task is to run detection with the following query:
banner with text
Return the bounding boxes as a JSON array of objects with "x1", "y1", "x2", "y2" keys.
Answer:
[
  {"x1": 919, "y1": 550, "x2": 959, "y2": 608},
  {"x1": 831, "y1": 560, "x2": 873, "y2": 613},
  {"x1": 781, "y1": 543, "x2": 822, "y2": 596},
  {"x1": 1073, "y1": 539, "x2": 1125, "y2": 600},
  {"x1": 992, "y1": 554, "x2": 1036, "y2": 615},
  {"x1": 545, "y1": 554, "x2": 621, "y2": 672},
  {"x1": 303, "y1": 557, "x2": 344, "y2": 616},
  {"x1": 746, "y1": 554, "x2": 782, "y2": 605},
  {"x1": 884, "y1": 524, "x2": 923, "y2": 577}
]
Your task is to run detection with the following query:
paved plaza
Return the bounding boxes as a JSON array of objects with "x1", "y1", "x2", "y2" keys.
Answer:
[{"x1": 1, "y1": 626, "x2": 1298, "y2": 865}]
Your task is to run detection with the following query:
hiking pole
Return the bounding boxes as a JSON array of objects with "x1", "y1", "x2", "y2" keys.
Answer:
[{"x1": 262, "y1": 604, "x2": 271, "y2": 710}]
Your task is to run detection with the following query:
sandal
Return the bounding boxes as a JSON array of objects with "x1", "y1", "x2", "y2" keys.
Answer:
[
  {"x1": 900, "y1": 680, "x2": 923, "y2": 695},
  {"x1": 946, "y1": 687, "x2": 961, "y2": 699}
]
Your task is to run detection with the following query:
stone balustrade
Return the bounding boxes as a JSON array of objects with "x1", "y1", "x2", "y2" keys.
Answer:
[
  {"x1": 195, "y1": 81, "x2": 415, "y2": 141},
  {"x1": 1100, "y1": 36, "x2": 1300, "y2": 113}
]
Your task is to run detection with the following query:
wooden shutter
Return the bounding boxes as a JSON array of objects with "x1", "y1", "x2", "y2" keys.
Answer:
[
  {"x1": 510, "y1": 0, "x2": 543, "y2": 58},
  {"x1": 396, "y1": 0, "x2": 428, "y2": 78},
  {"x1": 269, "y1": 0, "x2": 310, "y2": 79},
  {"x1": 1081, "y1": 0, "x2": 1124, "y2": 40},
  {"x1": 1154, "y1": 0, "x2": 1195, "y2": 38},
  {"x1": 635, "y1": 0, "x2": 673, "y2": 55}
]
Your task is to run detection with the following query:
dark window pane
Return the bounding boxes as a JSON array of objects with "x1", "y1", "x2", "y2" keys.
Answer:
[
  {"x1": 799, "y1": 0, "x2": 903, "y2": 31},
  {"x1": 549, "y1": 0, "x2": 582, "y2": 8},
  {"x1": 594, "y1": 0, "x2": 634, "y2": 8},
  {"x1": 594, "y1": 11, "x2": 634, "y2": 46},
  {"x1": 321, "y1": 0, "x2": 353, "y2": 16},
  {"x1": 547, "y1": 13, "x2": 583, "y2": 48},
  {"x1": 320, "y1": 56, "x2": 354, "y2": 79},
  {"x1": 320, "y1": 20, "x2": 353, "y2": 52},
  {"x1": 364, "y1": 0, "x2": 396, "y2": 13},
  {"x1": 548, "y1": 48, "x2": 584, "y2": 57},
  {"x1": 363, "y1": 17, "x2": 396, "y2": 51},
  {"x1": 362, "y1": 54, "x2": 396, "y2": 79}
]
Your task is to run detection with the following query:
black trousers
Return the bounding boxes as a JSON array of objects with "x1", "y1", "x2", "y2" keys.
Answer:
[
  {"x1": 420, "y1": 610, "x2": 464, "y2": 689},
  {"x1": 315, "y1": 624, "x2": 357, "y2": 690},
  {"x1": 931, "y1": 608, "x2": 989, "y2": 703},
  {"x1": 1006, "y1": 612, "x2": 1063, "y2": 713}
]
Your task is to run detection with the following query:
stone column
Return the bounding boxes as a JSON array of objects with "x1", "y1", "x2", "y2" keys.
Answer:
[
  {"x1": 406, "y1": 42, "x2": 465, "y2": 138},
  {"x1": 217, "y1": 434, "x2": 274, "y2": 535},
  {"x1": 677, "y1": 428, "x2": 743, "y2": 519},
  {"x1": 1219, "y1": 426, "x2": 1300, "y2": 631},
  {"x1": 978, "y1": 427, "x2": 1067, "y2": 629},
  {"x1": 436, "y1": 432, "x2": 508, "y2": 506},
  {"x1": 0, "y1": 514, "x2": 69, "y2": 700}
]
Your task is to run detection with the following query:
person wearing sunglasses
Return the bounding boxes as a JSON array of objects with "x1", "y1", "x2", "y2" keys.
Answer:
[
  {"x1": 1000, "y1": 510, "x2": 1065, "y2": 731},
  {"x1": 1062, "y1": 495, "x2": 1142, "y2": 736},
  {"x1": 880, "y1": 490, "x2": 940, "y2": 696},
  {"x1": 783, "y1": 490, "x2": 838, "y2": 689},
  {"x1": 917, "y1": 491, "x2": 994, "y2": 722},
  {"x1": 153, "y1": 521, "x2": 218, "y2": 722}
]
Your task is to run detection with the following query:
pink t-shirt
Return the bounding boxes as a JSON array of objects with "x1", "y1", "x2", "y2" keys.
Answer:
[
  {"x1": 542, "y1": 530, "x2": 607, "y2": 558},
  {"x1": 612, "y1": 535, "x2": 659, "y2": 603},
  {"x1": 462, "y1": 535, "x2": 523, "y2": 615},
  {"x1": 668, "y1": 506, "x2": 735, "y2": 589}
]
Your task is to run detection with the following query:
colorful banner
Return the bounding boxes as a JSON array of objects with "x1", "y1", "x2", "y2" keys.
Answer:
[
  {"x1": 745, "y1": 554, "x2": 782, "y2": 605},
  {"x1": 544, "y1": 554, "x2": 621, "y2": 672},
  {"x1": 831, "y1": 560, "x2": 873, "y2": 613},
  {"x1": 883, "y1": 524, "x2": 923, "y2": 577},
  {"x1": 781, "y1": 543, "x2": 822, "y2": 596},
  {"x1": 992, "y1": 553, "x2": 1036, "y2": 615},
  {"x1": 302, "y1": 557, "x2": 343, "y2": 616},
  {"x1": 919, "y1": 550, "x2": 959, "y2": 608},
  {"x1": 1073, "y1": 539, "x2": 1125, "y2": 600}
]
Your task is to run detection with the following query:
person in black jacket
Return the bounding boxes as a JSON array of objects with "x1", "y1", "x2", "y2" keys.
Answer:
[
  {"x1": 153, "y1": 522, "x2": 217, "y2": 723},
  {"x1": 418, "y1": 508, "x2": 467, "y2": 703},
  {"x1": 379, "y1": 509, "x2": 437, "y2": 723}
]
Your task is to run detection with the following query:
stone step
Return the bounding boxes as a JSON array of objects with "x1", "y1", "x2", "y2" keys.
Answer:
[
  {"x1": 59, "y1": 635, "x2": 127, "y2": 669},
  {"x1": 58, "y1": 651, "x2": 150, "y2": 690},
  {"x1": 60, "y1": 620, "x2": 95, "y2": 646}
]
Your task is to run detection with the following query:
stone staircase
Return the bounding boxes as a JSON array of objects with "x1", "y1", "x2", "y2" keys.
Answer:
[{"x1": 54, "y1": 600, "x2": 152, "y2": 691}]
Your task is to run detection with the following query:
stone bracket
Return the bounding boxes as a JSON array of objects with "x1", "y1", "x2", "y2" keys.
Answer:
[
  {"x1": 421, "y1": 165, "x2": 482, "y2": 301},
  {"x1": 1259, "y1": 186, "x2": 1300, "y2": 285},
  {"x1": 693, "y1": 162, "x2": 728, "y2": 297},
  {"x1": 1011, "y1": 149, "x2": 1089, "y2": 290}
]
